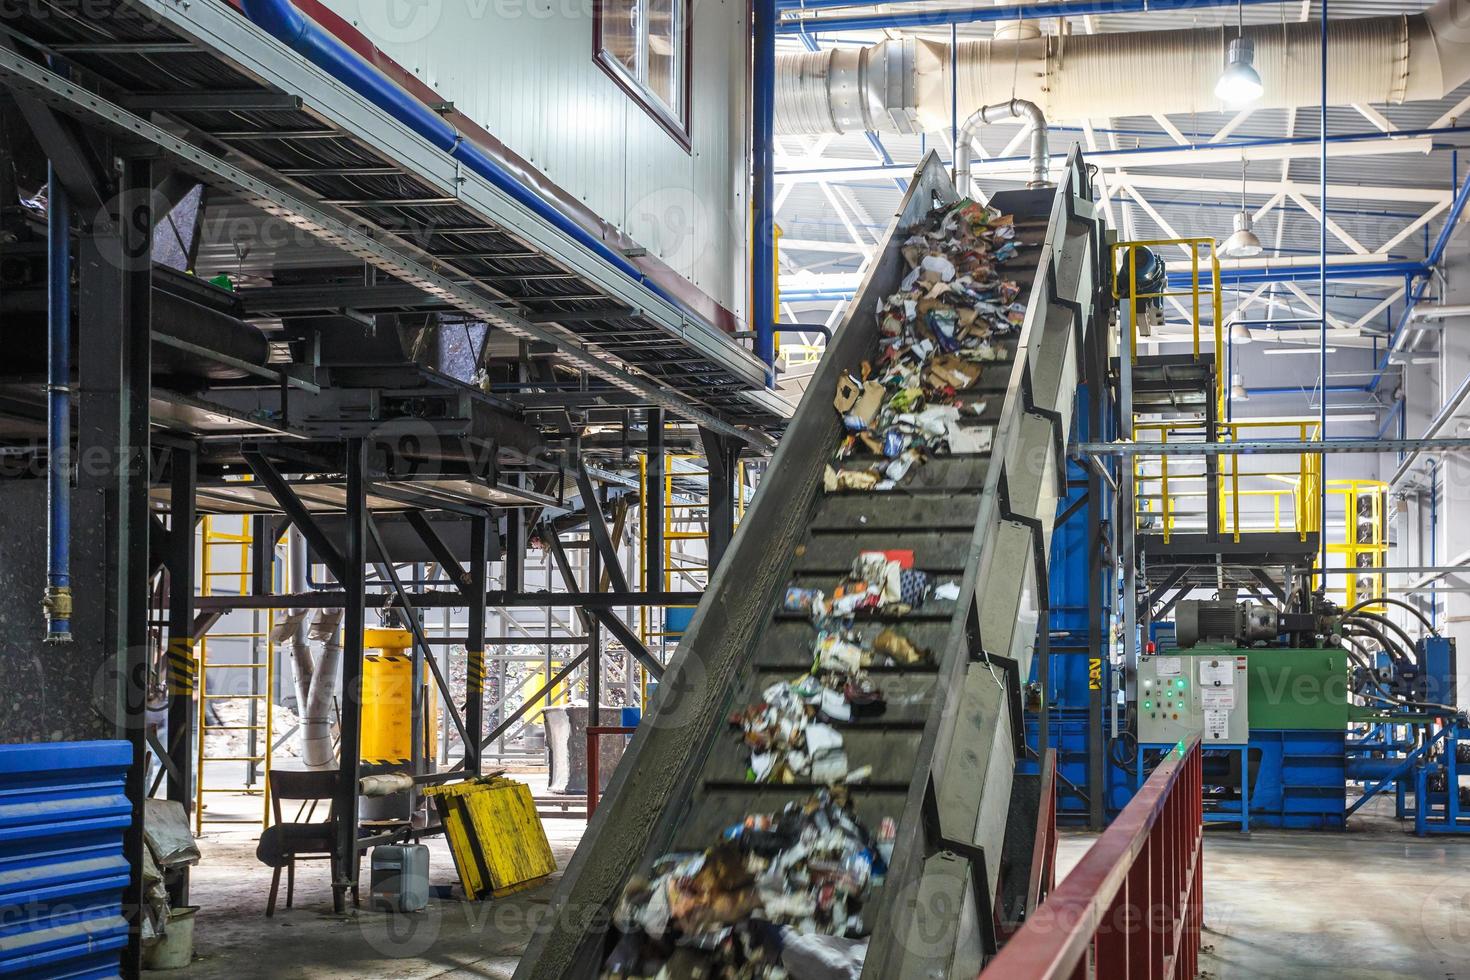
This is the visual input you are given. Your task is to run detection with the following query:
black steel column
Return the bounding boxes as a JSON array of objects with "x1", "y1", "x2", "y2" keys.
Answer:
[
  {"x1": 164, "y1": 446, "x2": 196, "y2": 851},
  {"x1": 77, "y1": 156, "x2": 152, "y2": 978},
  {"x1": 503, "y1": 507, "x2": 524, "y2": 593},
  {"x1": 1205, "y1": 369, "x2": 1221, "y2": 538},
  {"x1": 645, "y1": 408, "x2": 664, "y2": 594},
  {"x1": 699, "y1": 428, "x2": 736, "y2": 569},
  {"x1": 466, "y1": 513, "x2": 488, "y2": 774},
  {"x1": 334, "y1": 438, "x2": 367, "y2": 911}
]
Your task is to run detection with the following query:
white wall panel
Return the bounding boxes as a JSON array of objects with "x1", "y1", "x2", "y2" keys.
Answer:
[{"x1": 320, "y1": 0, "x2": 748, "y2": 321}]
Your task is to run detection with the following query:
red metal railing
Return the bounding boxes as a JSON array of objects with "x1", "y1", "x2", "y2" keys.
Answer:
[
  {"x1": 982, "y1": 735, "x2": 1204, "y2": 979},
  {"x1": 585, "y1": 725, "x2": 636, "y2": 818}
]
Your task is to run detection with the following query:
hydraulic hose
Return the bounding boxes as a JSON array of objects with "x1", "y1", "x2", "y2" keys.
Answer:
[
  {"x1": 1346, "y1": 610, "x2": 1422, "y2": 664},
  {"x1": 1342, "y1": 623, "x2": 1412, "y2": 672},
  {"x1": 1345, "y1": 596, "x2": 1438, "y2": 638}
]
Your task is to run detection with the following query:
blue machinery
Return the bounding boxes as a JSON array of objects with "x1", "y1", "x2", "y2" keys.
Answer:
[{"x1": 1031, "y1": 578, "x2": 1470, "y2": 834}]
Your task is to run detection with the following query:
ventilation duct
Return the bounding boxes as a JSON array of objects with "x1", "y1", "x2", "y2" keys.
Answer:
[{"x1": 776, "y1": 0, "x2": 1470, "y2": 135}]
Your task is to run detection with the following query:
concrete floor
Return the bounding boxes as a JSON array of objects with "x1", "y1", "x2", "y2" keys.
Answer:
[
  {"x1": 173, "y1": 792, "x2": 1470, "y2": 979},
  {"x1": 1054, "y1": 799, "x2": 1470, "y2": 980}
]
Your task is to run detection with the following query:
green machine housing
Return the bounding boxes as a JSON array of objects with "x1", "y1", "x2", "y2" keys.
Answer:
[{"x1": 1187, "y1": 644, "x2": 1364, "y2": 729}]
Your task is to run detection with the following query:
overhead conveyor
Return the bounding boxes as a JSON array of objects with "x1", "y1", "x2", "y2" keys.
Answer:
[{"x1": 516, "y1": 150, "x2": 1106, "y2": 977}]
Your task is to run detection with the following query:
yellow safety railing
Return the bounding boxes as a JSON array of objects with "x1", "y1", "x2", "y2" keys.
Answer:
[
  {"x1": 1325, "y1": 479, "x2": 1388, "y2": 610},
  {"x1": 1111, "y1": 238, "x2": 1225, "y2": 424},
  {"x1": 1133, "y1": 420, "x2": 1323, "y2": 544},
  {"x1": 781, "y1": 344, "x2": 825, "y2": 370}
]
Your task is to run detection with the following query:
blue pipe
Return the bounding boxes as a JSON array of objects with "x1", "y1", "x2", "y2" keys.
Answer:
[
  {"x1": 778, "y1": 0, "x2": 1284, "y2": 33},
  {"x1": 1430, "y1": 458, "x2": 1439, "y2": 630},
  {"x1": 1243, "y1": 385, "x2": 1371, "y2": 396},
  {"x1": 236, "y1": 0, "x2": 762, "y2": 369},
  {"x1": 752, "y1": 0, "x2": 778, "y2": 371},
  {"x1": 1169, "y1": 261, "x2": 1428, "y2": 288},
  {"x1": 45, "y1": 164, "x2": 71, "y2": 643},
  {"x1": 1375, "y1": 397, "x2": 1404, "y2": 439}
]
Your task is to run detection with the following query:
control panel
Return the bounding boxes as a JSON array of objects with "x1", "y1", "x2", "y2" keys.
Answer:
[{"x1": 1138, "y1": 653, "x2": 1249, "y2": 745}]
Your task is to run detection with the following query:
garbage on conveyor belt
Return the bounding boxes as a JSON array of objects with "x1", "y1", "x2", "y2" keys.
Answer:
[
  {"x1": 826, "y1": 198, "x2": 1020, "y2": 493},
  {"x1": 729, "y1": 615, "x2": 939, "y2": 787},
  {"x1": 784, "y1": 550, "x2": 945, "y2": 621},
  {"x1": 601, "y1": 788, "x2": 894, "y2": 979}
]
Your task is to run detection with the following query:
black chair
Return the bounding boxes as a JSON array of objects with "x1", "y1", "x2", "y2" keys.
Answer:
[{"x1": 257, "y1": 769, "x2": 359, "y2": 915}]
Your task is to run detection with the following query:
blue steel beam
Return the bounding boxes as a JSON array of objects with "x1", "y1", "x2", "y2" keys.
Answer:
[
  {"x1": 781, "y1": 0, "x2": 1299, "y2": 34},
  {"x1": 778, "y1": 125, "x2": 1470, "y2": 181},
  {"x1": 787, "y1": 258, "x2": 1429, "y2": 302}
]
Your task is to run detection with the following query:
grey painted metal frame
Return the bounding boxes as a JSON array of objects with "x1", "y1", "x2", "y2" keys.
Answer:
[
  {"x1": 0, "y1": 44, "x2": 771, "y2": 448},
  {"x1": 513, "y1": 150, "x2": 1104, "y2": 977},
  {"x1": 119, "y1": 0, "x2": 772, "y2": 399}
]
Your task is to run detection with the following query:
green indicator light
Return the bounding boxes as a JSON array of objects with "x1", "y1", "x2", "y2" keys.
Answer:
[
  {"x1": 1144, "y1": 701, "x2": 1153, "y2": 709},
  {"x1": 1176, "y1": 679, "x2": 1187, "y2": 689}
]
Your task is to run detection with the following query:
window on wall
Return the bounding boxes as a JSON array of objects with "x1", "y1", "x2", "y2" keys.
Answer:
[{"x1": 596, "y1": 0, "x2": 690, "y2": 149}]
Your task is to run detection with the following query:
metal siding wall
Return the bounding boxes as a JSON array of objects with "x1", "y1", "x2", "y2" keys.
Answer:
[
  {"x1": 318, "y1": 0, "x2": 746, "y2": 320},
  {"x1": 0, "y1": 741, "x2": 133, "y2": 978}
]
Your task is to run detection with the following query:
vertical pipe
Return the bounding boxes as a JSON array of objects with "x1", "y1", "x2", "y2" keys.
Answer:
[
  {"x1": 751, "y1": 0, "x2": 777, "y2": 374},
  {"x1": 466, "y1": 513, "x2": 488, "y2": 774},
  {"x1": 1319, "y1": 0, "x2": 1330, "y2": 580},
  {"x1": 1430, "y1": 459, "x2": 1439, "y2": 630},
  {"x1": 645, "y1": 408, "x2": 665, "y2": 595},
  {"x1": 335, "y1": 438, "x2": 367, "y2": 913},
  {"x1": 44, "y1": 165, "x2": 71, "y2": 642},
  {"x1": 949, "y1": 24, "x2": 959, "y2": 163}
]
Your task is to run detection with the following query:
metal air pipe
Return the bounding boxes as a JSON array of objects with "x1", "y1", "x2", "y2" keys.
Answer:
[
  {"x1": 301, "y1": 607, "x2": 344, "y2": 769},
  {"x1": 954, "y1": 98, "x2": 1049, "y2": 198},
  {"x1": 776, "y1": 0, "x2": 1470, "y2": 135}
]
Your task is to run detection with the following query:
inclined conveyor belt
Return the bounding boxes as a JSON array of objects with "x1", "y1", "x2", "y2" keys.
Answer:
[{"x1": 516, "y1": 150, "x2": 1106, "y2": 979}]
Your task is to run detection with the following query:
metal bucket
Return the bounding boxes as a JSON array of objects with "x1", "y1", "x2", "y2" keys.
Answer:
[{"x1": 143, "y1": 906, "x2": 198, "y2": 971}]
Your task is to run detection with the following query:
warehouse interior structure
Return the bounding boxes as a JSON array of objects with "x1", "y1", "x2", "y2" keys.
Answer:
[{"x1": 3, "y1": 0, "x2": 1470, "y2": 977}]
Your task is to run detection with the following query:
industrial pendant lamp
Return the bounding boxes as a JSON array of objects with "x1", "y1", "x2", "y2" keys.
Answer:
[
  {"x1": 1230, "y1": 320, "x2": 1253, "y2": 344},
  {"x1": 1230, "y1": 373, "x2": 1249, "y2": 402},
  {"x1": 1215, "y1": 1, "x2": 1263, "y2": 107},
  {"x1": 1221, "y1": 156, "x2": 1264, "y2": 258}
]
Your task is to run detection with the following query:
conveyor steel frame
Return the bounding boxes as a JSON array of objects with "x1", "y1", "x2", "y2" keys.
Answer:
[{"x1": 515, "y1": 149, "x2": 1103, "y2": 977}]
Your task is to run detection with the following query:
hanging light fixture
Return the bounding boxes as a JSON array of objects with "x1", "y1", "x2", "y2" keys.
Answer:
[
  {"x1": 1215, "y1": 2, "x2": 1263, "y2": 107},
  {"x1": 1230, "y1": 373, "x2": 1249, "y2": 402},
  {"x1": 1230, "y1": 320, "x2": 1254, "y2": 344},
  {"x1": 1221, "y1": 154, "x2": 1264, "y2": 258}
]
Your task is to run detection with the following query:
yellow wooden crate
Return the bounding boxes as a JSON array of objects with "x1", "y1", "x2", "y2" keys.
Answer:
[{"x1": 423, "y1": 777, "x2": 556, "y2": 899}]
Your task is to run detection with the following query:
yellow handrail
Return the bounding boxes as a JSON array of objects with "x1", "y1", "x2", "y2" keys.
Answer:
[
  {"x1": 1110, "y1": 238, "x2": 1225, "y2": 425},
  {"x1": 1131, "y1": 420, "x2": 1323, "y2": 541}
]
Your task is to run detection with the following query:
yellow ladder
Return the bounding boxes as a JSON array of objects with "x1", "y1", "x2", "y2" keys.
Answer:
[
  {"x1": 195, "y1": 514, "x2": 279, "y2": 832},
  {"x1": 637, "y1": 451, "x2": 749, "y2": 662}
]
